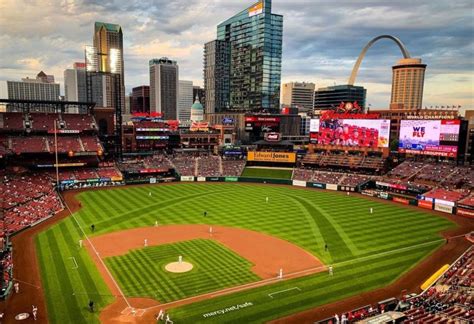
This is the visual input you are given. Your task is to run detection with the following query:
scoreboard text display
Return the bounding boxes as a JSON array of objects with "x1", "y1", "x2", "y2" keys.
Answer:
[
  {"x1": 247, "y1": 151, "x2": 296, "y2": 163},
  {"x1": 398, "y1": 120, "x2": 461, "y2": 157}
]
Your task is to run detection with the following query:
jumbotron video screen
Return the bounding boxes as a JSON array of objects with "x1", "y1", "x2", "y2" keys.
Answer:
[
  {"x1": 398, "y1": 119, "x2": 461, "y2": 157},
  {"x1": 311, "y1": 118, "x2": 390, "y2": 148}
]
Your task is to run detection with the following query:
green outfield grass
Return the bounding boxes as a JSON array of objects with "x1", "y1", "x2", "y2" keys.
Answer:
[
  {"x1": 240, "y1": 167, "x2": 293, "y2": 179},
  {"x1": 35, "y1": 183, "x2": 455, "y2": 323},
  {"x1": 104, "y1": 239, "x2": 260, "y2": 302}
]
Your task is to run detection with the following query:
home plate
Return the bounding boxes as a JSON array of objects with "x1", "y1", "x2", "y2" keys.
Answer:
[{"x1": 121, "y1": 307, "x2": 145, "y2": 316}]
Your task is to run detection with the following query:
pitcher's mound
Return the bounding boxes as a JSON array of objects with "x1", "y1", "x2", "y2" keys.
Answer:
[{"x1": 165, "y1": 261, "x2": 193, "y2": 273}]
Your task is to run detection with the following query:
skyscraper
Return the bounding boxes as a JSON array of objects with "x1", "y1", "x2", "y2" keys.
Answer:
[
  {"x1": 281, "y1": 82, "x2": 315, "y2": 112},
  {"x1": 314, "y1": 85, "x2": 366, "y2": 111},
  {"x1": 204, "y1": 0, "x2": 283, "y2": 113},
  {"x1": 131, "y1": 86, "x2": 150, "y2": 114},
  {"x1": 390, "y1": 58, "x2": 426, "y2": 110},
  {"x1": 64, "y1": 63, "x2": 87, "y2": 102},
  {"x1": 149, "y1": 58, "x2": 179, "y2": 119},
  {"x1": 0, "y1": 71, "x2": 60, "y2": 101},
  {"x1": 64, "y1": 63, "x2": 87, "y2": 113},
  {"x1": 178, "y1": 80, "x2": 193, "y2": 121},
  {"x1": 204, "y1": 40, "x2": 230, "y2": 114},
  {"x1": 86, "y1": 22, "x2": 125, "y2": 113}
]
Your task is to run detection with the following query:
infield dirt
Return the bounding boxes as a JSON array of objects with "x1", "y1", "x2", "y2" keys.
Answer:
[{"x1": 0, "y1": 184, "x2": 472, "y2": 324}]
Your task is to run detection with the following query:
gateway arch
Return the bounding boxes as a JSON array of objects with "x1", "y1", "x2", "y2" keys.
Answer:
[{"x1": 348, "y1": 35, "x2": 411, "y2": 85}]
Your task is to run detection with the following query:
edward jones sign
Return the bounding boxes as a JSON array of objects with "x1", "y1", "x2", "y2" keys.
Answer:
[{"x1": 247, "y1": 151, "x2": 296, "y2": 163}]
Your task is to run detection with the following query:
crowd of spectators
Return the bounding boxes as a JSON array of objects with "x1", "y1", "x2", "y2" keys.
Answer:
[
  {"x1": 387, "y1": 161, "x2": 426, "y2": 180},
  {"x1": 441, "y1": 166, "x2": 474, "y2": 189},
  {"x1": 221, "y1": 159, "x2": 246, "y2": 177},
  {"x1": 170, "y1": 154, "x2": 197, "y2": 176},
  {"x1": 0, "y1": 249, "x2": 12, "y2": 299},
  {"x1": 415, "y1": 163, "x2": 459, "y2": 184},
  {"x1": 170, "y1": 153, "x2": 246, "y2": 177},
  {"x1": 1, "y1": 173, "x2": 63, "y2": 236},
  {"x1": 318, "y1": 246, "x2": 473, "y2": 324},
  {"x1": 318, "y1": 300, "x2": 398, "y2": 323},
  {"x1": 293, "y1": 168, "x2": 371, "y2": 187},
  {"x1": 0, "y1": 171, "x2": 64, "y2": 294},
  {"x1": 197, "y1": 156, "x2": 221, "y2": 177},
  {"x1": 301, "y1": 153, "x2": 385, "y2": 172},
  {"x1": 387, "y1": 160, "x2": 474, "y2": 190},
  {"x1": 400, "y1": 247, "x2": 473, "y2": 323}
]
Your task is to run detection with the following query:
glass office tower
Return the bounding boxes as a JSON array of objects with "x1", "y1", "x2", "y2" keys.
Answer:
[{"x1": 213, "y1": 0, "x2": 282, "y2": 112}]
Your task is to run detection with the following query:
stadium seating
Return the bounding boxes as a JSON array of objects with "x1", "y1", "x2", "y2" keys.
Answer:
[
  {"x1": 423, "y1": 188, "x2": 470, "y2": 203},
  {"x1": 62, "y1": 114, "x2": 96, "y2": 131},
  {"x1": 387, "y1": 161, "x2": 426, "y2": 180},
  {"x1": 46, "y1": 136, "x2": 82, "y2": 153},
  {"x1": 293, "y1": 168, "x2": 372, "y2": 187},
  {"x1": 221, "y1": 159, "x2": 246, "y2": 177},
  {"x1": 9, "y1": 136, "x2": 48, "y2": 154},
  {"x1": 401, "y1": 248, "x2": 474, "y2": 323},
  {"x1": 80, "y1": 136, "x2": 102, "y2": 152},
  {"x1": 96, "y1": 167, "x2": 122, "y2": 179},
  {"x1": 442, "y1": 165, "x2": 474, "y2": 188},
  {"x1": 170, "y1": 154, "x2": 197, "y2": 176},
  {"x1": 317, "y1": 247, "x2": 473, "y2": 324},
  {"x1": 143, "y1": 154, "x2": 174, "y2": 170},
  {"x1": 29, "y1": 113, "x2": 60, "y2": 131},
  {"x1": 1, "y1": 173, "x2": 63, "y2": 235},
  {"x1": 458, "y1": 194, "x2": 474, "y2": 208},
  {"x1": 301, "y1": 153, "x2": 385, "y2": 172},
  {"x1": 197, "y1": 156, "x2": 221, "y2": 177},
  {"x1": 0, "y1": 113, "x2": 24, "y2": 130},
  {"x1": 119, "y1": 153, "x2": 245, "y2": 178}
]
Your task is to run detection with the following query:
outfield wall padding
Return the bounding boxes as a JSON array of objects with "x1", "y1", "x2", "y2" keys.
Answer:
[{"x1": 238, "y1": 177, "x2": 292, "y2": 185}]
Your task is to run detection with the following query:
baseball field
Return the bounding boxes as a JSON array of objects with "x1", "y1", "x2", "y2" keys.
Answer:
[
  {"x1": 240, "y1": 167, "x2": 293, "y2": 179},
  {"x1": 35, "y1": 183, "x2": 455, "y2": 323}
]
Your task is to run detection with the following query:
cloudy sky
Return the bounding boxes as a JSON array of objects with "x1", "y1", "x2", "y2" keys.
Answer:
[{"x1": 1, "y1": 0, "x2": 473, "y2": 110}]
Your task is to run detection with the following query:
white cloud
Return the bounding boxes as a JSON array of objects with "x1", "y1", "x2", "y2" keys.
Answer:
[{"x1": 0, "y1": 0, "x2": 472, "y2": 108}]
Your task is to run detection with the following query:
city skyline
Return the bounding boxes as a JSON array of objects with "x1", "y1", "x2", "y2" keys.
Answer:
[{"x1": 0, "y1": 0, "x2": 472, "y2": 110}]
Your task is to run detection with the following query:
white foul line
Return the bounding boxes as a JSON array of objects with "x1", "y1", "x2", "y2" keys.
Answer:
[{"x1": 60, "y1": 195, "x2": 133, "y2": 311}]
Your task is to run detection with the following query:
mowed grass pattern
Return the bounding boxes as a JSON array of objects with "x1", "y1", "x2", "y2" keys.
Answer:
[
  {"x1": 35, "y1": 183, "x2": 455, "y2": 323},
  {"x1": 241, "y1": 167, "x2": 293, "y2": 179},
  {"x1": 105, "y1": 239, "x2": 260, "y2": 302}
]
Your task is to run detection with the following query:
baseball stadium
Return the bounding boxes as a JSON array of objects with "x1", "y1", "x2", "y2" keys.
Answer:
[{"x1": 0, "y1": 97, "x2": 473, "y2": 324}]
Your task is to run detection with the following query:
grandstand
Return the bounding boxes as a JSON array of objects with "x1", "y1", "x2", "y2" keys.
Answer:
[
  {"x1": 0, "y1": 102, "x2": 473, "y2": 322},
  {"x1": 318, "y1": 246, "x2": 474, "y2": 324},
  {"x1": 300, "y1": 152, "x2": 386, "y2": 173}
]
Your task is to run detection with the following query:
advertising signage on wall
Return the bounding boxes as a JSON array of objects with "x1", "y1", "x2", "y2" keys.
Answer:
[
  {"x1": 247, "y1": 151, "x2": 296, "y2": 163},
  {"x1": 398, "y1": 120, "x2": 461, "y2": 157},
  {"x1": 136, "y1": 136, "x2": 170, "y2": 140},
  {"x1": 457, "y1": 208, "x2": 474, "y2": 218},
  {"x1": 136, "y1": 128, "x2": 170, "y2": 132},
  {"x1": 245, "y1": 116, "x2": 280, "y2": 133}
]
